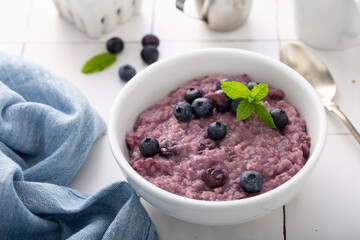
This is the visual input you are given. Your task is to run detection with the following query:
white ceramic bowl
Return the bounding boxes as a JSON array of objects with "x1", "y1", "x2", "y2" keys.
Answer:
[{"x1": 108, "y1": 48, "x2": 327, "y2": 225}]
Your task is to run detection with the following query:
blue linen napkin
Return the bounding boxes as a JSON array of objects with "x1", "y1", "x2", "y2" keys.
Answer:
[{"x1": 0, "y1": 52, "x2": 158, "y2": 240}]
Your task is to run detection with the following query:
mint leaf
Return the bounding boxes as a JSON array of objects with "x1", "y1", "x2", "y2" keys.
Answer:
[
  {"x1": 254, "y1": 102, "x2": 276, "y2": 128},
  {"x1": 250, "y1": 84, "x2": 268, "y2": 100},
  {"x1": 221, "y1": 80, "x2": 276, "y2": 129},
  {"x1": 82, "y1": 53, "x2": 116, "y2": 74},
  {"x1": 236, "y1": 99, "x2": 255, "y2": 120},
  {"x1": 221, "y1": 81, "x2": 250, "y2": 100}
]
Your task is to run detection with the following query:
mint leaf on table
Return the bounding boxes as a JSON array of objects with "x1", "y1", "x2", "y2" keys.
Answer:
[
  {"x1": 82, "y1": 53, "x2": 116, "y2": 74},
  {"x1": 221, "y1": 81, "x2": 276, "y2": 128}
]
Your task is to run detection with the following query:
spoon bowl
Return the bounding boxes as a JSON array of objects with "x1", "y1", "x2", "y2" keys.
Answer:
[{"x1": 280, "y1": 43, "x2": 360, "y2": 144}]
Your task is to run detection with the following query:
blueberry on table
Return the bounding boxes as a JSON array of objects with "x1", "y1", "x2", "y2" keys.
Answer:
[
  {"x1": 139, "y1": 137, "x2": 160, "y2": 157},
  {"x1": 270, "y1": 108, "x2": 289, "y2": 130},
  {"x1": 246, "y1": 81, "x2": 258, "y2": 90},
  {"x1": 210, "y1": 90, "x2": 231, "y2": 113},
  {"x1": 106, "y1": 37, "x2": 124, "y2": 54},
  {"x1": 191, "y1": 98, "x2": 214, "y2": 118},
  {"x1": 141, "y1": 34, "x2": 160, "y2": 47},
  {"x1": 184, "y1": 88, "x2": 203, "y2": 103},
  {"x1": 141, "y1": 45, "x2": 159, "y2": 65},
  {"x1": 174, "y1": 101, "x2": 192, "y2": 122},
  {"x1": 216, "y1": 78, "x2": 231, "y2": 90},
  {"x1": 207, "y1": 122, "x2": 227, "y2": 141},
  {"x1": 230, "y1": 98, "x2": 242, "y2": 116},
  {"x1": 240, "y1": 170, "x2": 263, "y2": 193},
  {"x1": 202, "y1": 168, "x2": 227, "y2": 188},
  {"x1": 118, "y1": 64, "x2": 136, "y2": 82}
]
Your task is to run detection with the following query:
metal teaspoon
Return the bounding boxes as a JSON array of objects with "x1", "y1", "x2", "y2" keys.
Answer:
[{"x1": 280, "y1": 43, "x2": 360, "y2": 144}]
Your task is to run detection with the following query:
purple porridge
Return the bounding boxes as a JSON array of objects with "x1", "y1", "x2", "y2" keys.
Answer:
[{"x1": 125, "y1": 74, "x2": 311, "y2": 201}]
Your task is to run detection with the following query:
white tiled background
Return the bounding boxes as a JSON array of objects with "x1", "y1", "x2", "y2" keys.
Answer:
[{"x1": 1, "y1": 0, "x2": 360, "y2": 239}]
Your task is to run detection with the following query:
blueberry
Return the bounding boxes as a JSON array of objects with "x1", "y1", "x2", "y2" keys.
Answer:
[
  {"x1": 118, "y1": 64, "x2": 136, "y2": 82},
  {"x1": 139, "y1": 137, "x2": 160, "y2": 157},
  {"x1": 202, "y1": 168, "x2": 227, "y2": 188},
  {"x1": 240, "y1": 170, "x2": 263, "y2": 193},
  {"x1": 141, "y1": 45, "x2": 159, "y2": 64},
  {"x1": 141, "y1": 34, "x2": 160, "y2": 47},
  {"x1": 230, "y1": 99, "x2": 242, "y2": 116},
  {"x1": 216, "y1": 78, "x2": 231, "y2": 90},
  {"x1": 159, "y1": 140, "x2": 177, "y2": 157},
  {"x1": 247, "y1": 81, "x2": 258, "y2": 90},
  {"x1": 191, "y1": 98, "x2": 214, "y2": 118},
  {"x1": 173, "y1": 101, "x2": 192, "y2": 122},
  {"x1": 106, "y1": 37, "x2": 124, "y2": 54},
  {"x1": 210, "y1": 90, "x2": 231, "y2": 113},
  {"x1": 270, "y1": 108, "x2": 289, "y2": 130},
  {"x1": 198, "y1": 138, "x2": 217, "y2": 152},
  {"x1": 184, "y1": 88, "x2": 202, "y2": 103},
  {"x1": 207, "y1": 122, "x2": 227, "y2": 141}
]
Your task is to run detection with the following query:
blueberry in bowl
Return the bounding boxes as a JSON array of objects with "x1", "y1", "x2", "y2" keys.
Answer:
[
  {"x1": 202, "y1": 168, "x2": 228, "y2": 188},
  {"x1": 240, "y1": 170, "x2": 263, "y2": 193},
  {"x1": 207, "y1": 122, "x2": 227, "y2": 140},
  {"x1": 191, "y1": 97, "x2": 214, "y2": 118},
  {"x1": 139, "y1": 137, "x2": 160, "y2": 158},
  {"x1": 270, "y1": 108, "x2": 289, "y2": 130},
  {"x1": 173, "y1": 101, "x2": 192, "y2": 122},
  {"x1": 184, "y1": 88, "x2": 202, "y2": 103}
]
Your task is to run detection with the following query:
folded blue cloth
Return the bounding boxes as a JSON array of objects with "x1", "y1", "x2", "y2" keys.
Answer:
[{"x1": 0, "y1": 52, "x2": 158, "y2": 240}]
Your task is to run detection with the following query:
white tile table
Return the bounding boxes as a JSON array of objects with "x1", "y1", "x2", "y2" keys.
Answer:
[{"x1": 1, "y1": 0, "x2": 360, "y2": 239}]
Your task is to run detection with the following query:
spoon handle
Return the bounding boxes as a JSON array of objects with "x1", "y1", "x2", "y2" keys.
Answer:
[{"x1": 326, "y1": 102, "x2": 360, "y2": 144}]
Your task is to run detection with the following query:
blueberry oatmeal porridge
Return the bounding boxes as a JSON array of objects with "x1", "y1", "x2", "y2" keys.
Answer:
[{"x1": 125, "y1": 74, "x2": 311, "y2": 201}]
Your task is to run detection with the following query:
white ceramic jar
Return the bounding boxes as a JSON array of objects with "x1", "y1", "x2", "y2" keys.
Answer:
[{"x1": 53, "y1": 0, "x2": 142, "y2": 38}]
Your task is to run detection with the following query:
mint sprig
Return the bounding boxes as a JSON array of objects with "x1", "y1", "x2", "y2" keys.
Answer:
[
  {"x1": 221, "y1": 81, "x2": 276, "y2": 128},
  {"x1": 82, "y1": 53, "x2": 117, "y2": 74}
]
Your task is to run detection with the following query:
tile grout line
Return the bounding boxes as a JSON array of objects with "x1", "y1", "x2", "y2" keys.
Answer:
[
  {"x1": 276, "y1": 1, "x2": 287, "y2": 239},
  {"x1": 21, "y1": 43, "x2": 26, "y2": 56},
  {"x1": 328, "y1": 132, "x2": 352, "y2": 135},
  {"x1": 18, "y1": 39, "x2": 282, "y2": 45},
  {"x1": 283, "y1": 205, "x2": 287, "y2": 240},
  {"x1": 150, "y1": 0, "x2": 156, "y2": 33},
  {"x1": 275, "y1": 0, "x2": 281, "y2": 57},
  {"x1": 21, "y1": 0, "x2": 35, "y2": 56}
]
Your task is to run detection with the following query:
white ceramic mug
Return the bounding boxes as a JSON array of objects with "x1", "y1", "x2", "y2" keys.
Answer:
[{"x1": 294, "y1": 0, "x2": 360, "y2": 50}]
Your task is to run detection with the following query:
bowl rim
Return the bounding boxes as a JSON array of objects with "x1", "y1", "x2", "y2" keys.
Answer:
[{"x1": 108, "y1": 47, "x2": 327, "y2": 208}]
